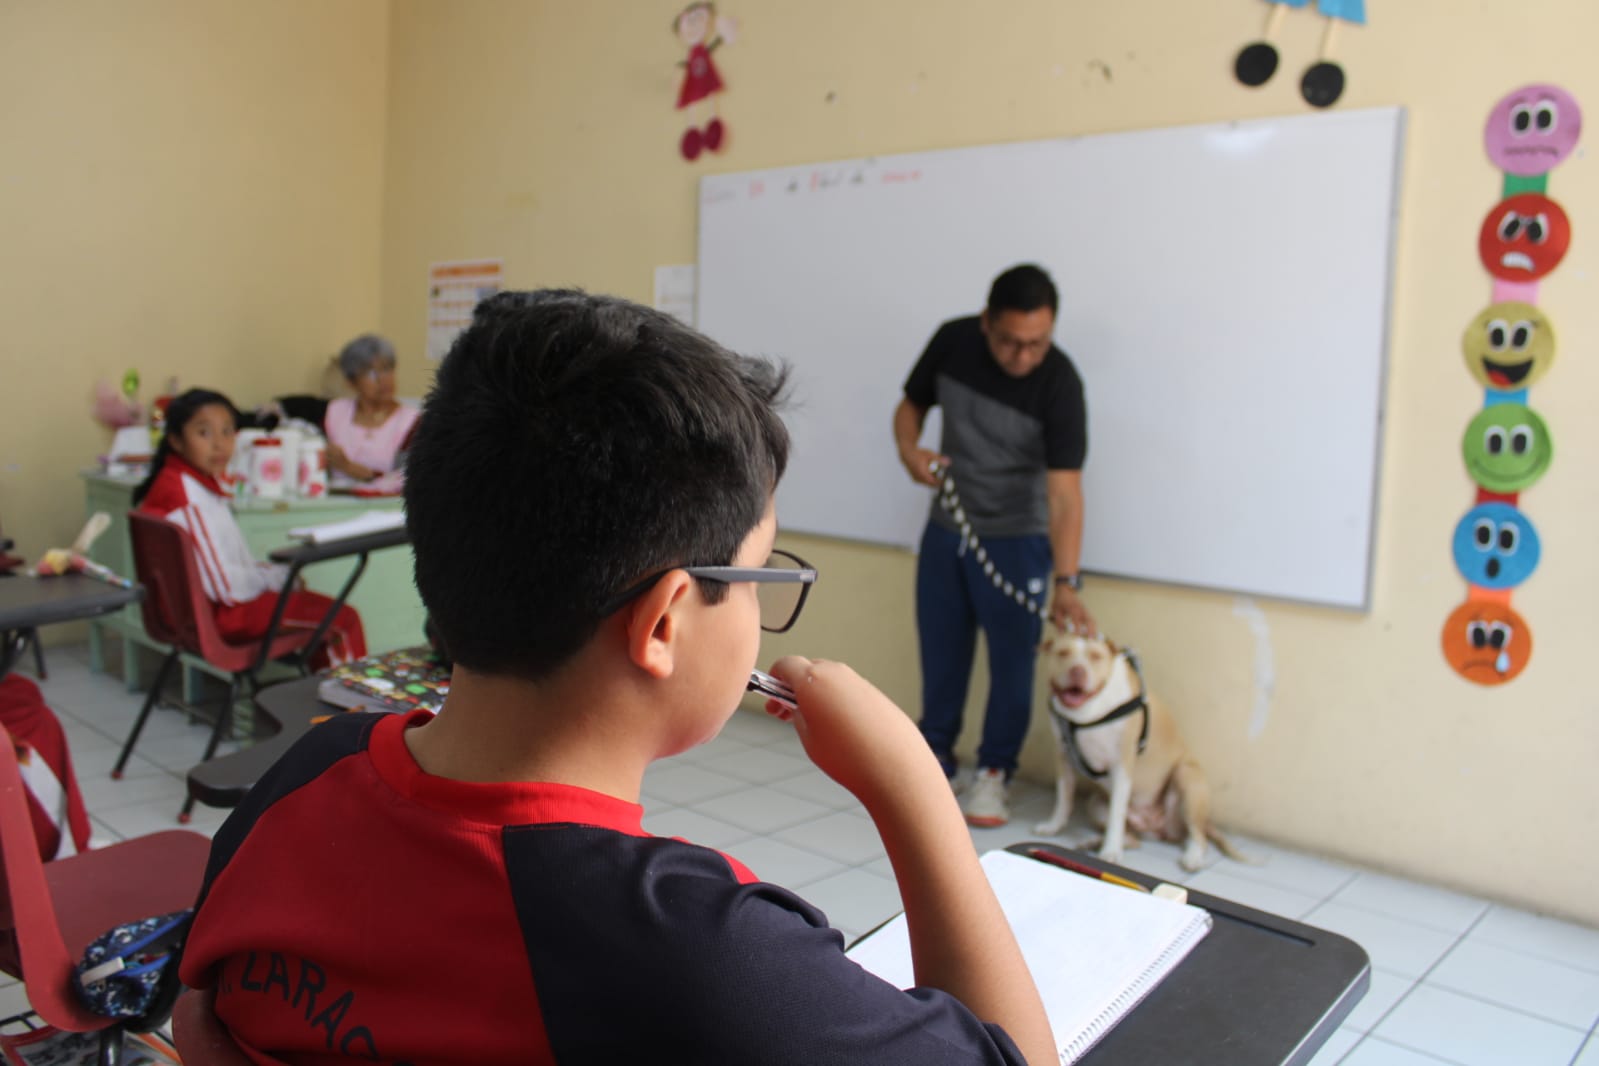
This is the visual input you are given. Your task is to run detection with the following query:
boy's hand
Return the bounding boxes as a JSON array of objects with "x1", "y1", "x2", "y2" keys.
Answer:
[{"x1": 766, "y1": 656, "x2": 944, "y2": 808}]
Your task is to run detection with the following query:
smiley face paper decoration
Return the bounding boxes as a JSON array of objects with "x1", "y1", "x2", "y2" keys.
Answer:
[
  {"x1": 1441, "y1": 600, "x2": 1532, "y2": 685},
  {"x1": 1461, "y1": 302, "x2": 1556, "y2": 392},
  {"x1": 1485, "y1": 84, "x2": 1583, "y2": 177},
  {"x1": 1478, "y1": 193, "x2": 1571, "y2": 281},
  {"x1": 1460, "y1": 402, "x2": 1552, "y2": 493},
  {"x1": 1451, "y1": 503, "x2": 1541, "y2": 589}
]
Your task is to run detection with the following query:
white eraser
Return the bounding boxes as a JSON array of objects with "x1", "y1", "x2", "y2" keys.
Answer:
[{"x1": 1152, "y1": 882, "x2": 1188, "y2": 904}]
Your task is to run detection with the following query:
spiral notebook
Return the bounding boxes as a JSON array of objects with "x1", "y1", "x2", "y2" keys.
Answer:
[{"x1": 845, "y1": 849, "x2": 1212, "y2": 1065}]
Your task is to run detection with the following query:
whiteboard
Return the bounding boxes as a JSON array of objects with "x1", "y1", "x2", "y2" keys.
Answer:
[{"x1": 696, "y1": 108, "x2": 1403, "y2": 610}]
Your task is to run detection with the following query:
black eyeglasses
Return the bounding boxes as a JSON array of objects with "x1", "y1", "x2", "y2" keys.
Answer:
[{"x1": 602, "y1": 549, "x2": 817, "y2": 633}]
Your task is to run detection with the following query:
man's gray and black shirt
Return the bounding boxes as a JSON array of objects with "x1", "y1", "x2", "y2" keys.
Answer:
[{"x1": 903, "y1": 315, "x2": 1087, "y2": 538}]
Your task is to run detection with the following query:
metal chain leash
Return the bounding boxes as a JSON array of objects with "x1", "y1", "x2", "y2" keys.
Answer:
[{"x1": 930, "y1": 462, "x2": 1049, "y2": 620}]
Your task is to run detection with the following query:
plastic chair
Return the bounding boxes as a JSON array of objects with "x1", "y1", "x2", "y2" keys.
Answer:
[
  {"x1": 0, "y1": 720, "x2": 211, "y2": 1065},
  {"x1": 116, "y1": 512, "x2": 320, "y2": 822},
  {"x1": 172, "y1": 986, "x2": 256, "y2": 1065}
]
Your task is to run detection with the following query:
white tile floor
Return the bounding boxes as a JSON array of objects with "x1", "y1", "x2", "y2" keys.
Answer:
[{"x1": 12, "y1": 643, "x2": 1599, "y2": 1065}]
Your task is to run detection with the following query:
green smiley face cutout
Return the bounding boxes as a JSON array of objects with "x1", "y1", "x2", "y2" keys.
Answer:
[{"x1": 1462, "y1": 402, "x2": 1552, "y2": 492}]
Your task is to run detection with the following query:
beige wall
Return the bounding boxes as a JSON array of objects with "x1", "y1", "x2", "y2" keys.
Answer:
[
  {"x1": 0, "y1": 1, "x2": 390, "y2": 558},
  {"x1": 11, "y1": 0, "x2": 1591, "y2": 923},
  {"x1": 379, "y1": 0, "x2": 1599, "y2": 923}
]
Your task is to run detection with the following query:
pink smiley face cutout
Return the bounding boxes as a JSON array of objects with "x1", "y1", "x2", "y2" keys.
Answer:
[{"x1": 1485, "y1": 84, "x2": 1582, "y2": 176}]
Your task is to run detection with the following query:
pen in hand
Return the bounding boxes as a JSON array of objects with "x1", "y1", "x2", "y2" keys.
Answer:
[{"x1": 747, "y1": 669, "x2": 797, "y2": 710}]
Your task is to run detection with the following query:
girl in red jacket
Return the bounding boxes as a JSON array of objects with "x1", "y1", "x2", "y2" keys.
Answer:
[{"x1": 133, "y1": 389, "x2": 366, "y2": 667}]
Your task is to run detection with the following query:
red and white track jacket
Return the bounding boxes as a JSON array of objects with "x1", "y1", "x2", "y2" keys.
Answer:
[{"x1": 138, "y1": 455, "x2": 289, "y2": 606}]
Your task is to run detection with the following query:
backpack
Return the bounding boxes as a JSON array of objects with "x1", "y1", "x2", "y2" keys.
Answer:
[{"x1": 0, "y1": 674, "x2": 92, "y2": 861}]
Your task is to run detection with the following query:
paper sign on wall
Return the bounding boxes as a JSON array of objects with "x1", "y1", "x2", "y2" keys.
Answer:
[
  {"x1": 427, "y1": 259, "x2": 502, "y2": 361},
  {"x1": 654, "y1": 264, "x2": 697, "y2": 326}
]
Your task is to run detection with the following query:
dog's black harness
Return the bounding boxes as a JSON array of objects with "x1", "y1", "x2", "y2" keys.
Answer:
[{"x1": 1049, "y1": 650, "x2": 1150, "y2": 781}]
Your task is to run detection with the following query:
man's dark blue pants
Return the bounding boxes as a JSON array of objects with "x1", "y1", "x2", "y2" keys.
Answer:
[{"x1": 915, "y1": 522, "x2": 1051, "y2": 777}]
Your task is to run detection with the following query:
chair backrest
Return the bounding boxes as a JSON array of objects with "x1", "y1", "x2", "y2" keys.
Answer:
[
  {"x1": 126, "y1": 511, "x2": 232, "y2": 663},
  {"x1": 0, "y1": 721, "x2": 110, "y2": 1032}
]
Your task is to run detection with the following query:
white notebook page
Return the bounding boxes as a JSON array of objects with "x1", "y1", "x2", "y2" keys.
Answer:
[{"x1": 846, "y1": 849, "x2": 1212, "y2": 1064}]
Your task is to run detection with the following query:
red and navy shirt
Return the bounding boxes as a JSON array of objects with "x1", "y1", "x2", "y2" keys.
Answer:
[{"x1": 179, "y1": 711, "x2": 1026, "y2": 1065}]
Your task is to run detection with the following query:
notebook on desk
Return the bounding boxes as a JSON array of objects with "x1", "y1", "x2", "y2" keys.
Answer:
[
  {"x1": 287, "y1": 509, "x2": 406, "y2": 544},
  {"x1": 845, "y1": 849, "x2": 1211, "y2": 1065},
  {"x1": 316, "y1": 646, "x2": 450, "y2": 714}
]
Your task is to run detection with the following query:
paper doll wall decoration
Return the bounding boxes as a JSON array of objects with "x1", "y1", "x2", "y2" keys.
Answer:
[
  {"x1": 1233, "y1": 0, "x2": 1366, "y2": 109},
  {"x1": 672, "y1": 2, "x2": 737, "y2": 162}
]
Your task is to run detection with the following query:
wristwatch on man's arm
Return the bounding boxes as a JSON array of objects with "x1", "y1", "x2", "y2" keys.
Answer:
[{"x1": 1053, "y1": 573, "x2": 1082, "y2": 592}]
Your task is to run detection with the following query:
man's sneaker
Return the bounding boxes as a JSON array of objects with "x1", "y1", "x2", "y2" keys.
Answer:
[{"x1": 962, "y1": 767, "x2": 1010, "y2": 828}]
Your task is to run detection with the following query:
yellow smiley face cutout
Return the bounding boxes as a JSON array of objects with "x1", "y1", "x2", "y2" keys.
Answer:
[{"x1": 1461, "y1": 302, "x2": 1556, "y2": 392}]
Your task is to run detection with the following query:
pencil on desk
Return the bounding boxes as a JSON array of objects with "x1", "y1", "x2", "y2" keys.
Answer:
[
  {"x1": 1025, "y1": 848, "x2": 1150, "y2": 892},
  {"x1": 76, "y1": 557, "x2": 136, "y2": 590}
]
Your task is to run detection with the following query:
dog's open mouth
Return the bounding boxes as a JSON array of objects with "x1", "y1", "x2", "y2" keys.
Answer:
[{"x1": 1051, "y1": 683, "x2": 1092, "y2": 708}]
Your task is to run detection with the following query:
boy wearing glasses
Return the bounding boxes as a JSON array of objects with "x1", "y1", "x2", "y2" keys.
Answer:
[
  {"x1": 893, "y1": 264, "x2": 1094, "y2": 829},
  {"x1": 178, "y1": 290, "x2": 1053, "y2": 1065}
]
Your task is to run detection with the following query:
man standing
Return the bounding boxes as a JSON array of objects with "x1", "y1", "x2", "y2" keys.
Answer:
[{"x1": 893, "y1": 264, "x2": 1094, "y2": 827}]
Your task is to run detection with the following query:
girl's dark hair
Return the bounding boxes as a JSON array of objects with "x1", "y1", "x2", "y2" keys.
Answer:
[{"x1": 131, "y1": 389, "x2": 241, "y2": 506}]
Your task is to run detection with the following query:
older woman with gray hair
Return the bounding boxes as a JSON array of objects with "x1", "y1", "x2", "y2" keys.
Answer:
[{"x1": 323, "y1": 333, "x2": 421, "y2": 484}]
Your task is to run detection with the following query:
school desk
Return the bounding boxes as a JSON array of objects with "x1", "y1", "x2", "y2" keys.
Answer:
[
  {"x1": 0, "y1": 573, "x2": 141, "y2": 682},
  {"x1": 186, "y1": 674, "x2": 323, "y2": 808},
  {"x1": 1013, "y1": 842, "x2": 1370, "y2": 1066}
]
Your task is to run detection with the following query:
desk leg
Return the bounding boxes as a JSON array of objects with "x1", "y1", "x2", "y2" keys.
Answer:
[
  {"x1": 88, "y1": 621, "x2": 105, "y2": 674},
  {"x1": 122, "y1": 634, "x2": 141, "y2": 692},
  {"x1": 183, "y1": 662, "x2": 205, "y2": 706}
]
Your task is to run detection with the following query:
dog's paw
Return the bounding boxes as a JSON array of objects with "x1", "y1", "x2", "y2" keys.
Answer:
[
  {"x1": 1097, "y1": 844, "x2": 1124, "y2": 864},
  {"x1": 1033, "y1": 817, "x2": 1068, "y2": 836}
]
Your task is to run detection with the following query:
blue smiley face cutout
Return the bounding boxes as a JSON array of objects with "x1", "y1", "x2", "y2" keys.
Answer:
[{"x1": 1452, "y1": 503, "x2": 1541, "y2": 590}]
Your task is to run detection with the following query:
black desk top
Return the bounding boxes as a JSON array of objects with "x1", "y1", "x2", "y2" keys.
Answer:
[
  {"x1": 187, "y1": 675, "x2": 328, "y2": 809},
  {"x1": 266, "y1": 527, "x2": 409, "y2": 566},
  {"x1": 0, "y1": 573, "x2": 141, "y2": 631},
  {"x1": 1012, "y1": 843, "x2": 1370, "y2": 1066}
]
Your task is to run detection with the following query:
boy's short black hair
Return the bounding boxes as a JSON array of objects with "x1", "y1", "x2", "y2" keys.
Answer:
[
  {"x1": 986, "y1": 264, "x2": 1059, "y2": 317},
  {"x1": 404, "y1": 290, "x2": 790, "y2": 681}
]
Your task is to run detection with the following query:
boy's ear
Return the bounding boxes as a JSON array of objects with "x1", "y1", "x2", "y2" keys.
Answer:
[{"x1": 623, "y1": 571, "x2": 695, "y2": 680}]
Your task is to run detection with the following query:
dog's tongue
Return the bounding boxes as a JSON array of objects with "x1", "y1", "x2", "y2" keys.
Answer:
[{"x1": 1054, "y1": 686, "x2": 1089, "y2": 708}]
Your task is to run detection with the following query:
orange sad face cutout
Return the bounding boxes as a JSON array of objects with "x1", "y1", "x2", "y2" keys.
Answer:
[
  {"x1": 1441, "y1": 600, "x2": 1532, "y2": 686},
  {"x1": 1461, "y1": 302, "x2": 1556, "y2": 392}
]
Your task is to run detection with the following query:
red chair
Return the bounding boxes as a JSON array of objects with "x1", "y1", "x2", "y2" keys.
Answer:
[
  {"x1": 116, "y1": 513, "x2": 320, "y2": 822},
  {"x1": 0, "y1": 720, "x2": 211, "y2": 1064}
]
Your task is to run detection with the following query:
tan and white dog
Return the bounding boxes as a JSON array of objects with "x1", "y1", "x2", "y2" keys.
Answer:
[{"x1": 1033, "y1": 625, "x2": 1243, "y2": 871}]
